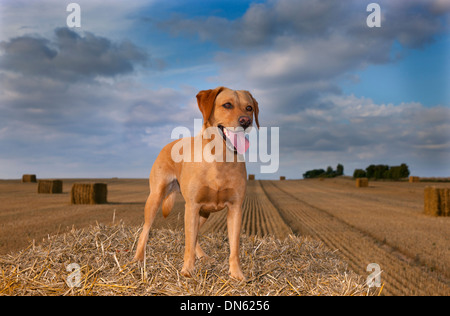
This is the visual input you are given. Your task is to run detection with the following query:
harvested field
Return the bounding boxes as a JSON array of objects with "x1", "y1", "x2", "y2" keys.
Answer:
[
  {"x1": 260, "y1": 179, "x2": 450, "y2": 296},
  {"x1": 200, "y1": 180, "x2": 292, "y2": 239},
  {"x1": 0, "y1": 177, "x2": 449, "y2": 296}
]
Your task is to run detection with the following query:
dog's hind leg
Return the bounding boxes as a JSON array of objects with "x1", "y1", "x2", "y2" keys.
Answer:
[
  {"x1": 134, "y1": 141, "x2": 180, "y2": 262},
  {"x1": 162, "y1": 180, "x2": 179, "y2": 218},
  {"x1": 133, "y1": 189, "x2": 163, "y2": 262},
  {"x1": 134, "y1": 172, "x2": 179, "y2": 261}
]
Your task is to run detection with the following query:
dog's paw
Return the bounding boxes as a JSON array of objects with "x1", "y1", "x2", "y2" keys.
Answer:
[
  {"x1": 181, "y1": 265, "x2": 195, "y2": 278},
  {"x1": 133, "y1": 253, "x2": 145, "y2": 262},
  {"x1": 229, "y1": 269, "x2": 246, "y2": 282},
  {"x1": 197, "y1": 254, "x2": 215, "y2": 263}
]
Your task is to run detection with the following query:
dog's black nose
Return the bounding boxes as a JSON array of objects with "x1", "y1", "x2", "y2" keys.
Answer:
[{"x1": 239, "y1": 116, "x2": 252, "y2": 129}]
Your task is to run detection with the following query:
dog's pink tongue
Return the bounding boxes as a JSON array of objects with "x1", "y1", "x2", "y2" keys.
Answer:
[{"x1": 226, "y1": 129, "x2": 250, "y2": 154}]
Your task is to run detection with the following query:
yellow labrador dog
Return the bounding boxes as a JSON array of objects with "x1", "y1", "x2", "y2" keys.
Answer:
[{"x1": 134, "y1": 86, "x2": 259, "y2": 281}]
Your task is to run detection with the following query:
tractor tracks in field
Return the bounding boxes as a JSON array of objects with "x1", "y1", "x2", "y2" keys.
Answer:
[
  {"x1": 259, "y1": 180, "x2": 450, "y2": 296},
  {"x1": 200, "y1": 180, "x2": 292, "y2": 239}
]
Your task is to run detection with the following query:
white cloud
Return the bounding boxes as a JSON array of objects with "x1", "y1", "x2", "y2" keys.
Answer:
[{"x1": 273, "y1": 94, "x2": 450, "y2": 176}]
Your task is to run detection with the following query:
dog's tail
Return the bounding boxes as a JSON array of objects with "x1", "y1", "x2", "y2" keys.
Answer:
[{"x1": 162, "y1": 191, "x2": 176, "y2": 218}]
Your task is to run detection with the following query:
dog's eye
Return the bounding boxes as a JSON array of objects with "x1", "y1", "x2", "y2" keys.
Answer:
[
  {"x1": 222, "y1": 103, "x2": 233, "y2": 109},
  {"x1": 246, "y1": 106, "x2": 253, "y2": 111}
]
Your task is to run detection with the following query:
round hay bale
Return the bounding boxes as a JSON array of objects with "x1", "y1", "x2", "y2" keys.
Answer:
[
  {"x1": 22, "y1": 174, "x2": 37, "y2": 183},
  {"x1": 0, "y1": 224, "x2": 373, "y2": 296},
  {"x1": 38, "y1": 180, "x2": 63, "y2": 194},
  {"x1": 70, "y1": 183, "x2": 107, "y2": 204},
  {"x1": 356, "y1": 178, "x2": 369, "y2": 188},
  {"x1": 424, "y1": 186, "x2": 450, "y2": 217}
]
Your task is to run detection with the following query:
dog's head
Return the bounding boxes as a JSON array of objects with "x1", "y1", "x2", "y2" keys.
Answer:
[{"x1": 196, "y1": 86, "x2": 259, "y2": 154}]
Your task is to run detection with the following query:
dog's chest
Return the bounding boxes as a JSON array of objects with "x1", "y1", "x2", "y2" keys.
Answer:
[
  {"x1": 180, "y1": 158, "x2": 246, "y2": 212},
  {"x1": 195, "y1": 186, "x2": 238, "y2": 212}
]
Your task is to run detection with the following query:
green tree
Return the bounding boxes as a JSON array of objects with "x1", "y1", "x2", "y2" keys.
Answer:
[
  {"x1": 399, "y1": 163, "x2": 410, "y2": 178},
  {"x1": 326, "y1": 166, "x2": 333, "y2": 175},
  {"x1": 364, "y1": 163, "x2": 410, "y2": 180},
  {"x1": 303, "y1": 169, "x2": 326, "y2": 179},
  {"x1": 336, "y1": 163, "x2": 344, "y2": 176},
  {"x1": 366, "y1": 165, "x2": 375, "y2": 178},
  {"x1": 366, "y1": 164, "x2": 389, "y2": 179},
  {"x1": 353, "y1": 169, "x2": 366, "y2": 178}
]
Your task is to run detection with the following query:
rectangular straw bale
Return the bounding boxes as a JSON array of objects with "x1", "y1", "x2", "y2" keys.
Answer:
[
  {"x1": 248, "y1": 174, "x2": 255, "y2": 180},
  {"x1": 409, "y1": 176, "x2": 420, "y2": 183},
  {"x1": 38, "y1": 180, "x2": 63, "y2": 194},
  {"x1": 443, "y1": 188, "x2": 450, "y2": 216},
  {"x1": 355, "y1": 178, "x2": 369, "y2": 188},
  {"x1": 424, "y1": 187, "x2": 450, "y2": 216},
  {"x1": 280, "y1": 176, "x2": 286, "y2": 180},
  {"x1": 70, "y1": 183, "x2": 107, "y2": 204},
  {"x1": 424, "y1": 187, "x2": 437, "y2": 216},
  {"x1": 22, "y1": 174, "x2": 37, "y2": 183}
]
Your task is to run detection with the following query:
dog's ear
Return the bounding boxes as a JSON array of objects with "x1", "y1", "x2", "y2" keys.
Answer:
[
  {"x1": 196, "y1": 86, "x2": 225, "y2": 124},
  {"x1": 245, "y1": 91, "x2": 260, "y2": 129}
]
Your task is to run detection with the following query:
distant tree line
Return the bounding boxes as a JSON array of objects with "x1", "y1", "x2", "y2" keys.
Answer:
[
  {"x1": 353, "y1": 163, "x2": 410, "y2": 180},
  {"x1": 303, "y1": 164, "x2": 344, "y2": 179}
]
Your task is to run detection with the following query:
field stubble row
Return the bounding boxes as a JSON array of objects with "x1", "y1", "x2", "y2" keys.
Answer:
[
  {"x1": 200, "y1": 180, "x2": 292, "y2": 238},
  {"x1": 277, "y1": 180, "x2": 449, "y2": 278}
]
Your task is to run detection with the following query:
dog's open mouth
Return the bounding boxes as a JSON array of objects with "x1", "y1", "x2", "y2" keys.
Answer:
[{"x1": 218, "y1": 125, "x2": 250, "y2": 155}]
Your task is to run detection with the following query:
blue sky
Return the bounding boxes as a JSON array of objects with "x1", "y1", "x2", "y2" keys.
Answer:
[
  {"x1": 0, "y1": 0, "x2": 449, "y2": 179},
  {"x1": 341, "y1": 37, "x2": 449, "y2": 106}
]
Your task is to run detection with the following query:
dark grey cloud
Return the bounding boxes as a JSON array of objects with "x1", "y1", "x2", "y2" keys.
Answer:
[
  {"x1": 0, "y1": 27, "x2": 149, "y2": 82},
  {"x1": 160, "y1": 0, "x2": 449, "y2": 50},
  {"x1": 0, "y1": 27, "x2": 160, "y2": 164},
  {"x1": 159, "y1": 0, "x2": 355, "y2": 49}
]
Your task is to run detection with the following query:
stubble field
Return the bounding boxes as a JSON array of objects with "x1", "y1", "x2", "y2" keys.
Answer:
[{"x1": 0, "y1": 177, "x2": 449, "y2": 295}]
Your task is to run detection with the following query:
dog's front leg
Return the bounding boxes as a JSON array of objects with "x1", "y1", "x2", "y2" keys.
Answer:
[
  {"x1": 181, "y1": 202, "x2": 200, "y2": 278},
  {"x1": 227, "y1": 205, "x2": 246, "y2": 281},
  {"x1": 195, "y1": 212, "x2": 211, "y2": 260}
]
